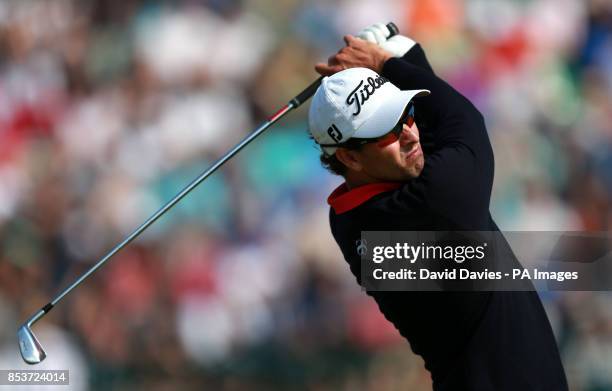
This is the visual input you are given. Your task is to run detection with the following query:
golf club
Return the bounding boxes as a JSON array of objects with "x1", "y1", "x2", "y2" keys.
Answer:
[{"x1": 18, "y1": 22, "x2": 400, "y2": 365}]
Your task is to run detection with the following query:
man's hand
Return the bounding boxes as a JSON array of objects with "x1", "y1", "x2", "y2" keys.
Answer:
[{"x1": 315, "y1": 35, "x2": 393, "y2": 76}]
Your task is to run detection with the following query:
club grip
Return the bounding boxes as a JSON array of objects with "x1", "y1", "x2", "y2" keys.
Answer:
[
  {"x1": 288, "y1": 22, "x2": 400, "y2": 108},
  {"x1": 289, "y1": 76, "x2": 323, "y2": 108},
  {"x1": 386, "y1": 22, "x2": 399, "y2": 38}
]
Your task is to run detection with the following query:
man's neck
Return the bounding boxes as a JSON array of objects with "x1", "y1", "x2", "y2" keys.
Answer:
[{"x1": 344, "y1": 172, "x2": 378, "y2": 190}]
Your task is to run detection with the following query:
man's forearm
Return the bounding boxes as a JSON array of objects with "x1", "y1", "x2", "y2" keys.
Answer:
[
  {"x1": 381, "y1": 56, "x2": 487, "y2": 152},
  {"x1": 399, "y1": 44, "x2": 436, "y2": 74}
]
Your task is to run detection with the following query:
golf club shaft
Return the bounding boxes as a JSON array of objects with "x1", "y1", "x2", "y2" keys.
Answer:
[{"x1": 28, "y1": 101, "x2": 301, "y2": 327}]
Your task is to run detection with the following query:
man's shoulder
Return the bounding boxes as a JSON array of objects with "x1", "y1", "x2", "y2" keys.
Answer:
[{"x1": 329, "y1": 188, "x2": 435, "y2": 234}]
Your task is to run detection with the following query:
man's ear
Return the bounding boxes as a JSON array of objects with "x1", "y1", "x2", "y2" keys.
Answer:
[{"x1": 335, "y1": 148, "x2": 363, "y2": 172}]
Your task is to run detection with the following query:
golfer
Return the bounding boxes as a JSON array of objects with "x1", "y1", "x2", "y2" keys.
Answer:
[{"x1": 308, "y1": 24, "x2": 568, "y2": 390}]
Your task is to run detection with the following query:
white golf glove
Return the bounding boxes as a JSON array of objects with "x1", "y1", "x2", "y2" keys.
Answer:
[{"x1": 357, "y1": 22, "x2": 416, "y2": 58}]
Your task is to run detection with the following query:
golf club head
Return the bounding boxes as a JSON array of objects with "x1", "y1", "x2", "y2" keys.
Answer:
[{"x1": 17, "y1": 325, "x2": 46, "y2": 364}]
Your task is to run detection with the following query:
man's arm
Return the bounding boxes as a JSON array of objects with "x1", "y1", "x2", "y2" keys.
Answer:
[
  {"x1": 382, "y1": 57, "x2": 494, "y2": 229},
  {"x1": 400, "y1": 44, "x2": 435, "y2": 74}
]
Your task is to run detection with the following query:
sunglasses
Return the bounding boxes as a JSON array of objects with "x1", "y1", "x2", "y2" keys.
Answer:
[{"x1": 320, "y1": 103, "x2": 415, "y2": 150}]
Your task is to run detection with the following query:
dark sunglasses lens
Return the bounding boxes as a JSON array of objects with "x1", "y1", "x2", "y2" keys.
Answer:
[
  {"x1": 375, "y1": 105, "x2": 414, "y2": 148},
  {"x1": 404, "y1": 104, "x2": 415, "y2": 127},
  {"x1": 347, "y1": 104, "x2": 415, "y2": 149},
  {"x1": 406, "y1": 114, "x2": 415, "y2": 128}
]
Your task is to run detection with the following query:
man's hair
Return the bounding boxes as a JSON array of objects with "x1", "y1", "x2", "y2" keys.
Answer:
[
  {"x1": 310, "y1": 133, "x2": 356, "y2": 176},
  {"x1": 320, "y1": 152, "x2": 347, "y2": 176}
]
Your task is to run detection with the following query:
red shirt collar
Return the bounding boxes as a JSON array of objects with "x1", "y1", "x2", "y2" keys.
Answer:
[{"x1": 327, "y1": 182, "x2": 402, "y2": 214}]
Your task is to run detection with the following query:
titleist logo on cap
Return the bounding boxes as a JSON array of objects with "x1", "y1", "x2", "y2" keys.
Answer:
[{"x1": 346, "y1": 75, "x2": 389, "y2": 116}]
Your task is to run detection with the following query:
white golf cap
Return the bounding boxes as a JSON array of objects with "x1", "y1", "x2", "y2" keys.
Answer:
[{"x1": 308, "y1": 67, "x2": 430, "y2": 155}]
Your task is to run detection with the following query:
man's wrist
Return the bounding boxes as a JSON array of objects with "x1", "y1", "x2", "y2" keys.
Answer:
[
  {"x1": 376, "y1": 51, "x2": 393, "y2": 74},
  {"x1": 379, "y1": 55, "x2": 400, "y2": 76}
]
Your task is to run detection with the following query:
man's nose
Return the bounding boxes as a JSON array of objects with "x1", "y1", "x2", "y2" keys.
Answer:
[{"x1": 399, "y1": 124, "x2": 418, "y2": 146}]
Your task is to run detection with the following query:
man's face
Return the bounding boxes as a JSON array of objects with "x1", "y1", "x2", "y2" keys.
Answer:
[{"x1": 348, "y1": 121, "x2": 424, "y2": 182}]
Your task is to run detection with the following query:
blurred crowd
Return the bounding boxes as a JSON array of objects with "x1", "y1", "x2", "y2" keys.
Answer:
[{"x1": 0, "y1": 0, "x2": 611, "y2": 390}]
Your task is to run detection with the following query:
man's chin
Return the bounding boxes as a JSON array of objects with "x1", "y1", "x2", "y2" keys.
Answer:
[{"x1": 402, "y1": 156, "x2": 424, "y2": 179}]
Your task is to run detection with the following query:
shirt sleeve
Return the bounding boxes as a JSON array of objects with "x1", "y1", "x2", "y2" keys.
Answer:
[
  {"x1": 399, "y1": 44, "x2": 436, "y2": 74},
  {"x1": 380, "y1": 50, "x2": 494, "y2": 230}
]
